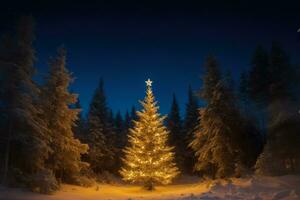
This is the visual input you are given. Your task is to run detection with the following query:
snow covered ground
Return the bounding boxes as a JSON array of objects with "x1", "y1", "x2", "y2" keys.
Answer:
[{"x1": 1, "y1": 175, "x2": 299, "y2": 200}]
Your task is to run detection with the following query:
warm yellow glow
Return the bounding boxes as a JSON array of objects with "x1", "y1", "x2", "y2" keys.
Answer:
[{"x1": 120, "y1": 79, "x2": 179, "y2": 189}]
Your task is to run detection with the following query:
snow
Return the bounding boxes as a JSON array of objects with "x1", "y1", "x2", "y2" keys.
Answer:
[{"x1": 0, "y1": 175, "x2": 299, "y2": 200}]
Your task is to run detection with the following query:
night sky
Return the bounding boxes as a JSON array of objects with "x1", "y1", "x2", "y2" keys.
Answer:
[{"x1": 1, "y1": 1, "x2": 300, "y2": 116}]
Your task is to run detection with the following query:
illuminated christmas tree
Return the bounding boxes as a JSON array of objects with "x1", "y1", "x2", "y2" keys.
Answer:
[{"x1": 120, "y1": 79, "x2": 179, "y2": 190}]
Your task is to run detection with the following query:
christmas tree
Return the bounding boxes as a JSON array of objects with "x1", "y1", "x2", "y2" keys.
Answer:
[{"x1": 120, "y1": 79, "x2": 179, "y2": 190}]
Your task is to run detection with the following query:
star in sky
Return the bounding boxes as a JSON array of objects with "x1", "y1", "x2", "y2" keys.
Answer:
[{"x1": 145, "y1": 79, "x2": 153, "y2": 87}]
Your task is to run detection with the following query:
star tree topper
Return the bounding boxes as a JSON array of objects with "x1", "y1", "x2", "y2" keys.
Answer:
[{"x1": 145, "y1": 78, "x2": 153, "y2": 87}]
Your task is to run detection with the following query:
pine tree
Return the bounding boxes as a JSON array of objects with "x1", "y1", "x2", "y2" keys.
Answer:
[
  {"x1": 41, "y1": 48, "x2": 88, "y2": 180},
  {"x1": 256, "y1": 95, "x2": 300, "y2": 175},
  {"x1": 123, "y1": 110, "x2": 131, "y2": 146},
  {"x1": 239, "y1": 71, "x2": 250, "y2": 114},
  {"x1": 107, "y1": 109, "x2": 119, "y2": 157},
  {"x1": 239, "y1": 71, "x2": 264, "y2": 168},
  {"x1": 183, "y1": 85, "x2": 199, "y2": 173},
  {"x1": 190, "y1": 56, "x2": 245, "y2": 178},
  {"x1": 107, "y1": 108, "x2": 119, "y2": 156},
  {"x1": 86, "y1": 79, "x2": 116, "y2": 173},
  {"x1": 124, "y1": 110, "x2": 131, "y2": 132},
  {"x1": 167, "y1": 94, "x2": 181, "y2": 144},
  {"x1": 248, "y1": 45, "x2": 270, "y2": 106},
  {"x1": 268, "y1": 42, "x2": 297, "y2": 100},
  {"x1": 0, "y1": 16, "x2": 50, "y2": 183},
  {"x1": 114, "y1": 110, "x2": 126, "y2": 149},
  {"x1": 114, "y1": 111, "x2": 124, "y2": 137},
  {"x1": 130, "y1": 106, "x2": 137, "y2": 127},
  {"x1": 246, "y1": 45, "x2": 271, "y2": 139},
  {"x1": 120, "y1": 79, "x2": 179, "y2": 190},
  {"x1": 114, "y1": 110, "x2": 129, "y2": 171},
  {"x1": 200, "y1": 55, "x2": 221, "y2": 101},
  {"x1": 73, "y1": 99, "x2": 86, "y2": 141},
  {"x1": 255, "y1": 42, "x2": 300, "y2": 175},
  {"x1": 114, "y1": 110, "x2": 123, "y2": 128},
  {"x1": 167, "y1": 94, "x2": 185, "y2": 171},
  {"x1": 107, "y1": 109, "x2": 115, "y2": 132}
]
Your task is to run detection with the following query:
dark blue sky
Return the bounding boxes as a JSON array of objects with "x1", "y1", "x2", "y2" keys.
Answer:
[{"x1": 1, "y1": 1, "x2": 300, "y2": 116}]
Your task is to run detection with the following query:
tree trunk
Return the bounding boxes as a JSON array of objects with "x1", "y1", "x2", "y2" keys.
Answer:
[{"x1": 144, "y1": 179, "x2": 154, "y2": 190}]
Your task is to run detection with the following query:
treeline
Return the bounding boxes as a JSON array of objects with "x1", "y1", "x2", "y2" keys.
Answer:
[
  {"x1": 0, "y1": 17, "x2": 88, "y2": 193},
  {"x1": 164, "y1": 45, "x2": 300, "y2": 178},
  {"x1": 191, "y1": 45, "x2": 300, "y2": 178},
  {"x1": 0, "y1": 17, "x2": 300, "y2": 193}
]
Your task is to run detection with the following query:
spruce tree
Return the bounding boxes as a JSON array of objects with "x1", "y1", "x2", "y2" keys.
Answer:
[
  {"x1": 190, "y1": 56, "x2": 245, "y2": 178},
  {"x1": 41, "y1": 48, "x2": 88, "y2": 180},
  {"x1": 115, "y1": 110, "x2": 127, "y2": 148},
  {"x1": 123, "y1": 110, "x2": 131, "y2": 146},
  {"x1": 86, "y1": 79, "x2": 116, "y2": 173},
  {"x1": 114, "y1": 111, "x2": 124, "y2": 137},
  {"x1": 167, "y1": 94, "x2": 185, "y2": 171},
  {"x1": 120, "y1": 79, "x2": 179, "y2": 190},
  {"x1": 256, "y1": 98, "x2": 300, "y2": 175},
  {"x1": 248, "y1": 45, "x2": 270, "y2": 106},
  {"x1": 130, "y1": 106, "x2": 137, "y2": 127},
  {"x1": 124, "y1": 110, "x2": 131, "y2": 132},
  {"x1": 0, "y1": 16, "x2": 50, "y2": 183},
  {"x1": 200, "y1": 55, "x2": 221, "y2": 101},
  {"x1": 108, "y1": 110, "x2": 119, "y2": 150},
  {"x1": 239, "y1": 71, "x2": 264, "y2": 168},
  {"x1": 255, "y1": 42, "x2": 300, "y2": 175},
  {"x1": 184, "y1": 85, "x2": 199, "y2": 139},
  {"x1": 114, "y1": 110, "x2": 129, "y2": 171},
  {"x1": 183, "y1": 85, "x2": 199, "y2": 173},
  {"x1": 268, "y1": 42, "x2": 298, "y2": 100},
  {"x1": 107, "y1": 109, "x2": 119, "y2": 157},
  {"x1": 246, "y1": 45, "x2": 271, "y2": 140},
  {"x1": 239, "y1": 71, "x2": 250, "y2": 114},
  {"x1": 73, "y1": 99, "x2": 86, "y2": 141}
]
